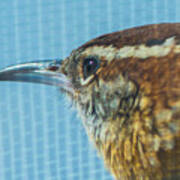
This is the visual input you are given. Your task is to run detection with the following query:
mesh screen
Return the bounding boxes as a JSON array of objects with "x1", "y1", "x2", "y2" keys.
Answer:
[{"x1": 0, "y1": 0, "x2": 179, "y2": 179}]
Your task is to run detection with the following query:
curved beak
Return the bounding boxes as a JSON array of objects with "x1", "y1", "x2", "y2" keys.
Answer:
[{"x1": 0, "y1": 59, "x2": 73, "y2": 92}]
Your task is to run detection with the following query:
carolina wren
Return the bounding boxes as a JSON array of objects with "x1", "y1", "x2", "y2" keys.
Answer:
[{"x1": 0, "y1": 23, "x2": 180, "y2": 180}]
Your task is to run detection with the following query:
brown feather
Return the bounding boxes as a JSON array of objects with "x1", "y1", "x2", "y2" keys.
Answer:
[{"x1": 61, "y1": 23, "x2": 180, "y2": 179}]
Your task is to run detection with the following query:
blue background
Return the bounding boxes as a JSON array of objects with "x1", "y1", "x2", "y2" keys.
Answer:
[{"x1": 0, "y1": 0, "x2": 179, "y2": 180}]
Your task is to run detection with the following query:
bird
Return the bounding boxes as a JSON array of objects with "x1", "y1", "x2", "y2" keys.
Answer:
[{"x1": 0, "y1": 23, "x2": 180, "y2": 180}]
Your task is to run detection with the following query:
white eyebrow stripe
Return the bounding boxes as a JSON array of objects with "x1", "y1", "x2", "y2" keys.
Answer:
[
  {"x1": 81, "y1": 45, "x2": 117, "y2": 61},
  {"x1": 81, "y1": 36, "x2": 179, "y2": 60}
]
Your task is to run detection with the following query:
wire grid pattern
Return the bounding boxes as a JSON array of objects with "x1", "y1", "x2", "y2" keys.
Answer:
[{"x1": 0, "y1": 0, "x2": 179, "y2": 180}]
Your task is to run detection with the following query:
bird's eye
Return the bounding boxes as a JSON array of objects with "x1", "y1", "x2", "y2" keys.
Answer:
[{"x1": 83, "y1": 57, "x2": 100, "y2": 79}]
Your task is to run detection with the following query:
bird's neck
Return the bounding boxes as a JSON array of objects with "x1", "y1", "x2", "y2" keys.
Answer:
[{"x1": 90, "y1": 95, "x2": 163, "y2": 180}]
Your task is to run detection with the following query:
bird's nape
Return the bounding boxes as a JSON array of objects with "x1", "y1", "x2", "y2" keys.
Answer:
[{"x1": 0, "y1": 59, "x2": 74, "y2": 93}]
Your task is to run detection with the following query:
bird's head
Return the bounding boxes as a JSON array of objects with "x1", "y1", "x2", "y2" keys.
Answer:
[
  {"x1": 0, "y1": 26, "x2": 145, "y2": 143},
  {"x1": 1, "y1": 23, "x2": 180, "y2": 179},
  {"x1": 0, "y1": 24, "x2": 180, "y2": 143},
  {"x1": 59, "y1": 42, "x2": 139, "y2": 141},
  {"x1": 3, "y1": 25, "x2": 180, "y2": 141}
]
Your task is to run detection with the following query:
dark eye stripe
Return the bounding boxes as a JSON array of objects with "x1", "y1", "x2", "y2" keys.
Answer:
[{"x1": 145, "y1": 39, "x2": 165, "y2": 47}]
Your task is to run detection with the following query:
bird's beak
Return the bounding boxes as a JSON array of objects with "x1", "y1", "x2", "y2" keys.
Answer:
[{"x1": 0, "y1": 59, "x2": 73, "y2": 92}]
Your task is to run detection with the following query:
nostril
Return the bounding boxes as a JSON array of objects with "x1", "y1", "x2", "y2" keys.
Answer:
[
  {"x1": 46, "y1": 59, "x2": 62, "y2": 72},
  {"x1": 47, "y1": 66, "x2": 59, "y2": 71}
]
